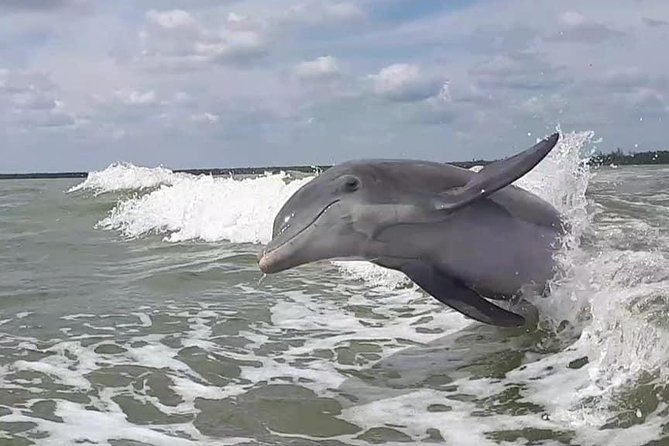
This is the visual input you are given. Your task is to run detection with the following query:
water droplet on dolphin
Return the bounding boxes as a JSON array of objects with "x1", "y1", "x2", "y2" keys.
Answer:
[{"x1": 279, "y1": 213, "x2": 295, "y2": 234}]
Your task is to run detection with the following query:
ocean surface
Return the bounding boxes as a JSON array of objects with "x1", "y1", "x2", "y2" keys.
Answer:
[{"x1": 0, "y1": 131, "x2": 668, "y2": 445}]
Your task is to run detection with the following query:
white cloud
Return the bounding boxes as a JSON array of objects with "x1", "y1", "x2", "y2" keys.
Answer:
[
  {"x1": 369, "y1": 64, "x2": 443, "y2": 102},
  {"x1": 469, "y1": 52, "x2": 568, "y2": 91},
  {"x1": 559, "y1": 11, "x2": 586, "y2": 28},
  {"x1": 283, "y1": 1, "x2": 365, "y2": 26},
  {"x1": 324, "y1": 3, "x2": 365, "y2": 22},
  {"x1": 227, "y1": 12, "x2": 247, "y2": 26},
  {"x1": 624, "y1": 87, "x2": 668, "y2": 119},
  {"x1": 115, "y1": 89, "x2": 158, "y2": 105},
  {"x1": 521, "y1": 94, "x2": 567, "y2": 115},
  {"x1": 173, "y1": 91, "x2": 193, "y2": 103},
  {"x1": 146, "y1": 9, "x2": 197, "y2": 31},
  {"x1": 19, "y1": 109, "x2": 77, "y2": 128},
  {"x1": 551, "y1": 10, "x2": 624, "y2": 43},
  {"x1": 194, "y1": 29, "x2": 267, "y2": 62},
  {"x1": 0, "y1": 68, "x2": 55, "y2": 94},
  {"x1": 0, "y1": 68, "x2": 82, "y2": 131},
  {"x1": 293, "y1": 56, "x2": 340, "y2": 80},
  {"x1": 0, "y1": 0, "x2": 87, "y2": 13},
  {"x1": 191, "y1": 112, "x2": 220, "y2": 123},
  {"x1": 597, "y1": 68, "x2": 649, "y2": 89},
  {"x1": 10, "y1": 91, "x2": 56, "y2": 110},
  {"x1": 141, "y1": 9, "x2": 269, "y2": 66}
]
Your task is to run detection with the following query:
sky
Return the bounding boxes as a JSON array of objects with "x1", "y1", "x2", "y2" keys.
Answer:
[{"x1": 1, "y1": 0, "x2": 668, "y2": 172}]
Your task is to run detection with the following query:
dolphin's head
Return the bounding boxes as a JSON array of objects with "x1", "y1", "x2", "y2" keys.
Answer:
[
  {"x1": 258, "y1": 163, "x2": 371, "y2": 274},
  {"x1": 258, "y1": 160, "x2": 459, "y2": 274}
]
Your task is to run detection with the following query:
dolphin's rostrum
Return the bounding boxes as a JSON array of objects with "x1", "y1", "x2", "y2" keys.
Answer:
[{"x1": 259, "y1": 133, "x2": 564, "y2": 327}]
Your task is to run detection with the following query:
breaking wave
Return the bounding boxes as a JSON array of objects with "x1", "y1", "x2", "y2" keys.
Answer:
[
  {"x1": 68, "y1": 162, "x2": 189, "y2": 195},
  {"x1": 71, "y1": 132, "x2": 594, "y2": 290}
]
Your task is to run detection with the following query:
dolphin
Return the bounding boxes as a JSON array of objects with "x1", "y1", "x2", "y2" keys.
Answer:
[{"x1": 258, "y1": 133, "x2": 564, "y2": 327}]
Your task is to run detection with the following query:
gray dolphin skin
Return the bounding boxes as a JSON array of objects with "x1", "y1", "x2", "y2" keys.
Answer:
[{"x1": 258, "y1": 133, "x2": 564, "y2": 327}]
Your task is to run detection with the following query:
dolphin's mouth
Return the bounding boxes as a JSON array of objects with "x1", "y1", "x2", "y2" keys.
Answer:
[{"x1": 258, "y1": 199, "x2": 340, "y2": 273}]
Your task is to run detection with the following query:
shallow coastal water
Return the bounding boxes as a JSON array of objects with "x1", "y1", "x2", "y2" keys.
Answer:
[{"x1": 0, "y1": 132, "x2": 668, "y2": 445}]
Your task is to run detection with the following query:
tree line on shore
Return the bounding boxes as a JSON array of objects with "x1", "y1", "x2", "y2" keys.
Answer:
[
  {"x1": 588, "y1": 149, "x2": 669, "y2": 166},
  {"x1": 1, "y1": 149, "x2": 667, "y2": 179}
]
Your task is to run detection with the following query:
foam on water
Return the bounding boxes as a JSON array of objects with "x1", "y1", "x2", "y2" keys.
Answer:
[
  {"x1": 96, "y1": 172, "x2": 312, "y2": 244},
  {"x1": 332, "y1": 260, "x2": 410, "y2": 290},
  {"x1": 68, "y1": 162, "x2": 189, "y2": 195}
]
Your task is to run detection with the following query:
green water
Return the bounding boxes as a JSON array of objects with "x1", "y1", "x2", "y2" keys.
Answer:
[{"x1": 0, "y1": 166, "x2": 667, "y2": 445}]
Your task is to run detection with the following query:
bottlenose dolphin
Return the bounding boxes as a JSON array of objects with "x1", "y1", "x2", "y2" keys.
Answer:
[{"x1": 258, "y1": 133, "x2": 564, "y2": 327}]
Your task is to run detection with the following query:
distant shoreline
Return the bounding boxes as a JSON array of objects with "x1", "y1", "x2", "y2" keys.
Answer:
[
  {"x1": 0, "y1": 161, "x2": 484, "y2": 180},
  {"x1": 1, "y1": 150, "x2": 667, "y2": 180}
]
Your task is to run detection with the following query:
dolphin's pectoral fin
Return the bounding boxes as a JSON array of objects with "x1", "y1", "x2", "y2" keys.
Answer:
[
  {"x1": 400, "y1": 262, "x2": 526, "y2": 327},
  {"x1": 435, "y1": 133, "x2": 560, "y2": 212}
]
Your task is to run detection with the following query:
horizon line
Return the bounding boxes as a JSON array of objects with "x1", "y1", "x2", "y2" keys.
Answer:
[{"x1": 2, "y1": 149, "x2": 668, "y2": 179}]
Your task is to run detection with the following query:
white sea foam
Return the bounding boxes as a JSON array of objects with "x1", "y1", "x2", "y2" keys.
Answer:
[
  {"x1": 68, "y1": 162, "x2": 189, "y2": 195},
  {"x1": 332, "y1": 260, "x2": 410, "y2": 289},
  {"x1": 98, "y1": 172, "x2": 312, "y2": 244}
]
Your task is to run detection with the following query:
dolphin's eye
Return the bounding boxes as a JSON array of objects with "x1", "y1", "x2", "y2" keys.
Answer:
[{"x1": 343, "y1": 176, "x2": 360, "y2": 192}]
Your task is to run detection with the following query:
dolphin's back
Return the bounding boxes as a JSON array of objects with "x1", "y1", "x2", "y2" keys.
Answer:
[
  {"x1": 489, "y1": 185, "x2": 564, "y2": 232},
  {"x1": 437, "y1": 202, "x2": 560, "y2": 295},
  {"x1": 358, "y1": 160, "x2": 564, "y2": 295},
  {"x1": 346, "y1": 159, "x2": 563, "y2": 232}
]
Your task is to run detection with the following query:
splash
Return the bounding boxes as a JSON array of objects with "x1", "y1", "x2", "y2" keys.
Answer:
[
  {"x1": 92, "y1": 132, "x2": 594, "y2": 285},
  {"x1": 92, "y1": 132, "x2": 590, "y2": 246},
  {"x1": 68, "y1": 162, "x2": 189, "y2": 195},
  {"x1": 98, "y1": 172, "x2": 312, "y2": 244}
]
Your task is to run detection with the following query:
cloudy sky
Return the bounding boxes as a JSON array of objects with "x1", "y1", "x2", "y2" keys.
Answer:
[{"x1": 1, "y1": 0, "x2": 668, "y2": 172}]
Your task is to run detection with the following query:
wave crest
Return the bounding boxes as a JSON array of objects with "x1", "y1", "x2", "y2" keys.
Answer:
[
  {"x1": 68, "y1": 162, "x2": 188, "y2": 195},
  {"x1": 98, "y1": 172, "x2": 313, "y2": 244}
]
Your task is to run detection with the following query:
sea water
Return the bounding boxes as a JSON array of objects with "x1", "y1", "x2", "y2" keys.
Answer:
[{"x1": 0, "y1": 131, "x2": 667, "y2": 445}]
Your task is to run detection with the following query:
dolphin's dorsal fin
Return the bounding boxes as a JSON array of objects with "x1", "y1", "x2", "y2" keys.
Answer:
[
  {"x1": 434, "y1": 133, "x2": 559, "y2": 212},
  {"x1": 400, "y1": 261, "x2": 525, "y2": 327}
]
